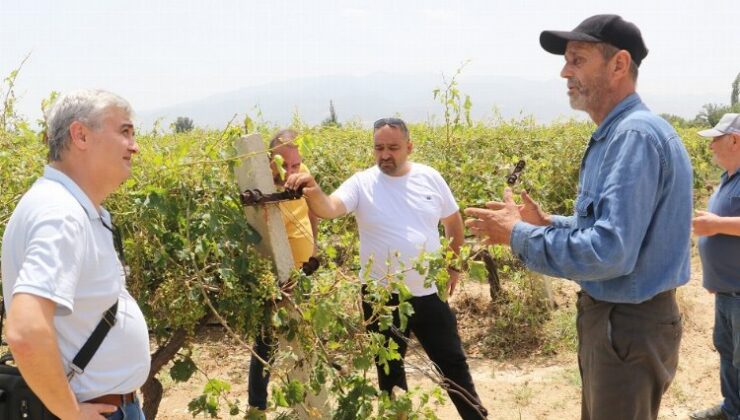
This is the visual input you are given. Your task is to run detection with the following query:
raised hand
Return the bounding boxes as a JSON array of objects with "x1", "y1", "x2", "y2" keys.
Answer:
[
  {"x1": 518, "y1": 190, "x2": 551, "y2": 226},
  {"x1": 464, "y1": 188, "x2": 522, "y2": 245}
]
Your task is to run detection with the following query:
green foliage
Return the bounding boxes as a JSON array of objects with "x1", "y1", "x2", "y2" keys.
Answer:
[
  {"x1": 273, "y1": 379, "x2": 306, "y2": 407},
  {"x1": 731, "y1": 72, "x2": 739, "y2": 107},
  {"x1": 0, "y1": 69, "x2": 724, "y2": 418},
  {"x1": 660, "y1": 113, "x2": 694, "y2": 128},
  {"x1": 541, "y1": 303, "x2": 578, "y2": 355},
  {"x1": 273, "y1": 154, "x2": 287, "y2": 181},
  {"x1": 187, "y1": 378, "x2": 232, "y2": 417},
  {"x1": 0, "y1": 53, "x2": 31, "y2": 133},
  {"x1": 432, "y1": 60, "x2": 472, "y2": 147},
  {"x1": 170, "y1": 357, "x2": 197, "y2": 382},
  {"x1": 482, "y1": 269, "x2": 551, "y2": 358}
]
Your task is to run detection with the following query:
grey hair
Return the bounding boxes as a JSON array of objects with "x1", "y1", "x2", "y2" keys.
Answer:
[
  {"x1": 45, "y1": 89, "x2": 132, "y2": 161},
  {"x1": 269, "y1": 128, "x2": 299, "y2": 149},
  {"x1": 597, "y1": 43, "x2": 639, "y2": 81}
]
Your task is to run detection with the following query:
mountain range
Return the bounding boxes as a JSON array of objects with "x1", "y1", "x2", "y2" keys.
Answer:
[{"x1": 138, "y1": 73, "x2": 726, "y2": 129}]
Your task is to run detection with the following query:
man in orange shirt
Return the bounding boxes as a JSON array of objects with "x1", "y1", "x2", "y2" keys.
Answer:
[{"x1": 247, "y1": 129, "x2": 318, "y2": 413}]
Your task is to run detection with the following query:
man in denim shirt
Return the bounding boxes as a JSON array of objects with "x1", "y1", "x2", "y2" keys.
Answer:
[
  {"x1": 690, "y1": 113, "x2": 740, "y2": 420},
  {"x1": 465, "y1": 15, "x2": 692, "y2": 420}
]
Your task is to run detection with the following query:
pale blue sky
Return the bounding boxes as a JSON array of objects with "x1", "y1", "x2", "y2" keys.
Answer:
[{"x1": 1, "y1": 0, "x2": 739, "y2": 123}]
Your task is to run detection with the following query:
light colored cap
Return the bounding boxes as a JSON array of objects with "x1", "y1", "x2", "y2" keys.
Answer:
[{"x1": 698, "y1": 113, "x2": 740, "y2": 138}]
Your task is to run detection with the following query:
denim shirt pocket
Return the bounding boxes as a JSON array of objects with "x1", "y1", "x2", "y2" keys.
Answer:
[{"x1": 575, "y1": 192, "x2": 596, "y2": 229}]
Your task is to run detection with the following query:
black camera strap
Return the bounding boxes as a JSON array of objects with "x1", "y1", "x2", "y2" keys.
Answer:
[
  {"x1": 66, "y1": 301, "x2": 118, "y2": 380},
  {"x1": 65, "y1": 217, "x2": 126, "y2": 376}
]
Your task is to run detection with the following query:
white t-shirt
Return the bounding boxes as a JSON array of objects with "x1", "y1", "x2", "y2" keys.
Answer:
[
  {"x1": 333, "y1": 162, "x2": 459, "y2": 296},
  {"x1": 1, "y1": 166, "x2": 150, "y2": 402}
]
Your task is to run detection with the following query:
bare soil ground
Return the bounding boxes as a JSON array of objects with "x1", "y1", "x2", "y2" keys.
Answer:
[{"x1": 156, "y1": 258, "x2": 721, "y2": 419}]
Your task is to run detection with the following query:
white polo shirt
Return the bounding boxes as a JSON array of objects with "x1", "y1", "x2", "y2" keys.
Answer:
[
  {"x1": 333, "y1": 162, "x2": 459, "y2": 296},
  {"x1": 1, "y1": 166, "x2": 150, "y2": 402}
]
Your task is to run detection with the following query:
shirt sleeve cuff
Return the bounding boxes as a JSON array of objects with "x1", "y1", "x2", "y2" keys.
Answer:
[
  {"x1": 11, "y1": 285, "x2": 74, "y2": 316},
  {"x1": 511, "y1": 221, "x2": 537, "y2": 262},
  {"x1": 329, "y1": 192, "x2": 352, "y2": 214}
]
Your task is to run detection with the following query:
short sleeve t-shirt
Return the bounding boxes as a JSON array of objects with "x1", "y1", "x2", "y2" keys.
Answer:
[
  {"x1": 279, "y1": 163, "x2": 314, "y2": 266},
  {"x1": 698, "y1": 170, "x2": 740, "y2": 292},
  {"x1": 1, "y1": 166, "x2": 150, "y2": 401},
  {"x1": 333, "y1": 162, "x2": 458, "y2": 296}
]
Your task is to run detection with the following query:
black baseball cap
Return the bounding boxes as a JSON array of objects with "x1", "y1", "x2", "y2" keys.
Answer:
[{"x1": 540, "y1": 14, "x2": 648, "y2": 66}]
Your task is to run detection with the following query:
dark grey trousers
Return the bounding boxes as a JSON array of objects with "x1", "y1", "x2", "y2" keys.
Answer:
[{"x1": 576, "y1": 289, "x2": 682, "y2": 420}]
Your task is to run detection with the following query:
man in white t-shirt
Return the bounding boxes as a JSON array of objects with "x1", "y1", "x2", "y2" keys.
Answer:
[
  {"x1": 285, "y1": 117, "x2": 488, "y2": 419},
  {"x1": 1, "y1": 90, "x2": 150, "y2": 419}
]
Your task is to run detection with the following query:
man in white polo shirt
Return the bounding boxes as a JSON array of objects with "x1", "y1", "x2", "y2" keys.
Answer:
[
  {"x1": 284, "y1": 117, "x2": 487, "y2": 419},
  {"x1": 1, "y1": 89, "x2": 150, "y2": 419}
]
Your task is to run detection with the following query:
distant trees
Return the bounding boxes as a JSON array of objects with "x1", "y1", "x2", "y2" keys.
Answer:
[
  {"x1": 321, "y1": 100, "x2": 340, "y2": 127},
  {"x1": 692, "y1": 72, "x2": 740, "y2": 126},
  {"x1": 659, "y1": 113, "x2": 692, "y2": 128},
  {"x1": 173, "y1": 116, "x2": 194, "y2": 133},
  {"x1": 694, "y1": 102, "x2": 739, "y2": 127}
]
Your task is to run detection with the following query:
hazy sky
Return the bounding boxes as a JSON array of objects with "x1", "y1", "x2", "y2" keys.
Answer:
[{"x1": 1, "y1": 0, "x2": 739, "y2": 123}]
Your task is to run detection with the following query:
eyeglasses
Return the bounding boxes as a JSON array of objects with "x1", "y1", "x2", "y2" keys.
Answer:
[
  {"x1": 506, "y1": 160, "x2": 526, "y2": 185},
  {"x1": 373, "y1": 117, "x2": 408, "y2": 131}
]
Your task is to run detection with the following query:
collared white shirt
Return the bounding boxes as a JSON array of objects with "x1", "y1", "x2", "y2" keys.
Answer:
[{"x1": 1, "y1": 165, "x2": 150, "y2": 401}]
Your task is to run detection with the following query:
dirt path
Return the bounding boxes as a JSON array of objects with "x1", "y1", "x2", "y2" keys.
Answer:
[{"x1": 156, "y1": 259, "x2": 721, "y2": 419}]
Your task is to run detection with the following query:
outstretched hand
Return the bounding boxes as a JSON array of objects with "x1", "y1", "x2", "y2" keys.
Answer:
[
  {"x1": 518, "y1": 190, "x2": 551, "y2": 226},
  {"x1": 464, "y1": 188, "x2": 522, "y2": 245},
  {"x1": 479, "y1": 190, "x2": 549, "y2": 226}
]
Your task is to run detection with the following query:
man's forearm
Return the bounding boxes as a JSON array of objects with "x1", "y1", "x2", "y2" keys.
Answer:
[
  {"x1": 14, "y1": 340, "x2": 80, "y2": 418},
  {"x1": 443, "y1": 212, "x2": 465, "y2": 256},
  {"x1": 304, "y1": 189, "x2": 345, "y2": 219},
  {"x1": 713, "y1": 216, "x2": 740, "y2": 236},
  {"x1": 7, "y1": 295, "x2": 80, "y2": 419}
]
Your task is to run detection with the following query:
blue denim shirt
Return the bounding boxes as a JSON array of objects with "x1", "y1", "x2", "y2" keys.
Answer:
[{"x1": 511, "y1": 93, "x2": 693, "y2": 303}]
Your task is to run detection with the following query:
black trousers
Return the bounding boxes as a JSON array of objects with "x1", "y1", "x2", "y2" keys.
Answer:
[
  {"x1": 247, "y1": 328, "x2": 276, "y2": 410},
  {"x1": 576, "y1": 289, "x2": 682, "y2": 420},
  {"x1": 362, "y1": 287, "x2": 488, "y2": 419}
]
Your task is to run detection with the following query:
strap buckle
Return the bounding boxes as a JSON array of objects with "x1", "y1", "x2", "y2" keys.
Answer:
[
  {"x1": 103, "y1": 307, "x2": 117, "y2": 328},
  {"x1": 67, "y1": 363, "x2": 84, "y2": 380}
]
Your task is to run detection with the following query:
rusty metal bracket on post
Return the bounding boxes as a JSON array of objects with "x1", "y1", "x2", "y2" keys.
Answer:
[{"x1": 240, "y1": 187, "x2": 304, "y2": 207}]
